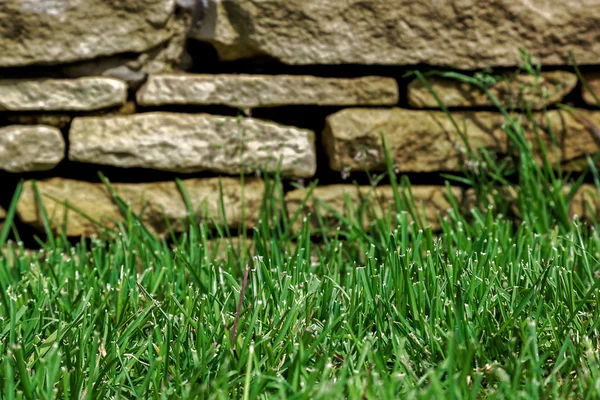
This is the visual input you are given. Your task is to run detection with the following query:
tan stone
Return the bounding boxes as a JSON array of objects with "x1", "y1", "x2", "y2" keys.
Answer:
[
  {"x1": 189, "y1": 0, "x2": 262, "y2": 61},
  {"x1": 323, "y1": 108, "x2": 507, "y2": 173},
  {"x1": 0, "y1": 125, "x2": 65, "y2": 173},
  {"x1": 285, "y1": 184, "x2": 461, "y2": 233},
  {"x1": 137, "y1": 74, "x2": 399, "y2": 107},
  {"x1": 192, "y1": 0, "x2": 600, "y2": 68},
  {"x1": 571, "y1": 184, "x2": 600, "y2": 222},
  {"x1": 582, "y1": 73, "x2": 600, "y2": 107},
  {"x1": 408, "y1": 71, "x2": 577, "y2": 110},
  {"x1": 0, "y1": 0, "x2": 177, "y2": 67},
  {"x1": 16, "y1": 178, "x2": 265, "y2": 237},
  {"x1": 69, "y1": 112, "x2": 316, "y2": 178},
  {"x1": 323, "y1": 108, "x2": 600, "y2": 173},
  {"x1": 0, "y1": 78, "x2": 127, "y2": 111},
  {"x1": 522, "y1": 109, "x2": 600, "y2": 171}
]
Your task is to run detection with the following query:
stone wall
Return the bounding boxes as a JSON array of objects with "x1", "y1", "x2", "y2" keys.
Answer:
[{"x1": 1, "y1": 0, "x2": 600, "y2": 241}]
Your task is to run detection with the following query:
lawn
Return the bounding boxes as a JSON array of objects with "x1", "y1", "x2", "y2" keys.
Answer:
[{"x1": 2, "y1": 64, "x2": 600, "y2": 399}]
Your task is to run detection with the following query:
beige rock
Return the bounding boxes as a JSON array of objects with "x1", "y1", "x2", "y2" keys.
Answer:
[
  {"x1": 17, "y1": 177, "x2": 265, "y2": 237},
  {"x1": 582, "y1": 73, "x2": 600, "y2": 106},
  {"x1": 571, "y1": 184, "x2": 600, "y2": 222},
  {"x1": 323, "y1": 108, "x2": 507, "y2": 173},
  {"x1": 192, "y1": 0, "x2": 600, "y2": 68},
  {"x1": 408, "y1": 71, "x2": 577, "y2": 110},
  {"x1": 69, "y1": 112, "x2": 317, "y2": 178},
  {"x1": 522, "y1": 109, "x2": 600, "y2": 171},
  {"x1": 189, "y1": 0, "x2": 262, "y2": 61},
  {"x1": 0, "y1": 78, "x2": 127, "y2": 111},
  {"x1": 285, "y1": 184, "x2": 461, "y2": 233},
  {"x1": 137, "y1": 74, "x2": 399, "y2": 107},
  {"x1": 0, "y1": 0, "x2": 177, "y2": 67},
  {"x1": 323, "y1": 108, "x2": 600, "y2": 173},
  {"x1": 0, "y1": 125, "x2": 65, "y2": 173}
]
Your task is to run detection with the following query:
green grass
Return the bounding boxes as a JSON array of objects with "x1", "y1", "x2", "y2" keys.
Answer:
[{"x1": 2, "y1": 54, "x2": 600, "y2": 398}]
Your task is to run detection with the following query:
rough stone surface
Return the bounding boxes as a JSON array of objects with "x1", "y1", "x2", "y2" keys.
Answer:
[
  {"x1": 323, "y1": 108, "x2": 507, "y2": 173},
  {"x1": 571, "y1": 184, "x2": 600, "y2": 222},
  {"x1": 17, "y1": 178, "x2": 265, "y2": 237},
  {"x1": 323, "y1": 108, "x2": 600, "y2": 173},
  {"x1": 62, "y1": 56, "x2": 150, "y2": 89},
  {"x1": 189, "y1": 0, "x2": 261, "y2": 60},
  {"x1": 191, "y1": 0, "x2": 600, "y2": 68},
  {"x1": 408, "y1": 71, "x2": 577, "y2": 109},
  {"x1": 0, "y1": 0, "x2": 177, "y2": 67},
  {"x1": 522, "y1": 109, "x2": 600, "y2": 171},
  {"x1": 0, "y1": 78, "x2": 127, "y2": 111},
  {"x1": 0, "y1": 125, "x2": 65, "y2": 173},
  {"x1": 582, "y1": 73, "x2": 600, "y2": 106},
  {"x1": 137, "y1": 74, "x2": 399, "y2": 107},
  {"x1": 69, "y1": 112, "x2": 317, "y2": 178},
  {"x1": 285, "y1": 185, "x2": 461, "y2": 233}
]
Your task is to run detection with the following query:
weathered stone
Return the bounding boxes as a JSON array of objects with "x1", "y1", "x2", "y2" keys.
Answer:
[
  {"x1": 17, "y1": 177, "x2": 265, "y2": 237},
  {"x1": 189, "y1": 0, "x2": 262, "y2": 61},
  {"x1": 69, "y1": 112, "x2": 316, "y2": 178},
  {"x1": 582, "y1": 73, "x2": 600, "y2": 106},
  {"x1": 571, "y1": 184, "x2": 600, "y2": 222},
  {"x1": 323, "y1": 108, "x2": 600, "y2": 173},
  {"x1": 191, "y1": 0, "x2": 600, "y2": 68},
  {"x1": 58, "y1": 2, "x2": 193, "y2": 83},
  {"x1": 408, "y1": 71, "x2": 577, "y2": 109},
  {"x1": 0, "y1": 125, "x2": 64, "y2": 173},
  {"x1": 0, "y1": 78, "x2": 127, "y2": 111},
  {"x1": 285, "y1": 184, "x2": 461, "y2": 233},
  {"x1": 323, "y1": 108, "x2": 507, "y2": 173},
  {"x1": 0, "y1": 0, "x2": 177, "y2": 67},
  {"x1": 61, "y1": 55, "x2": 150, "y2": 89},
  {"x1": 137, "y1": 74, "x2": 399, "y2": 107},
  {"x1": 522, "y1": 109, "x2": 600, "y2": 171}
]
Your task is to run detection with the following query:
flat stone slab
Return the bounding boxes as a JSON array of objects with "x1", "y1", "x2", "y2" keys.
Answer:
[
  {"x1": 323, "y1": 108, "x2": 600, "y2": 173},
  {"x1": 408, "y1": 71, "x2": 577, "y2": 109},
  {"x1": 192, "y1": 0, "x2": 600, "y2": 68},
  {"x1": 0, "y1": 78, "x2": 127, "y2": 111},
  {"x1": 69, "y1": 112, "x2": 317, "y2": 178},
  {"x1": 0, "y1": 0, "x2": 176, "y2": 66},
  {"x1": 0, "y1": 125, "x2": 65, "y2": 172},
  {"x1": 17, "y1": 177, "x2": 265, "y2": 237},
  {"x1": 286, "y1": 184, "x2": 461, "y2": 233},
  {"x1": 137, "y1": 74, "x2": 399, "y2": 108}
]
